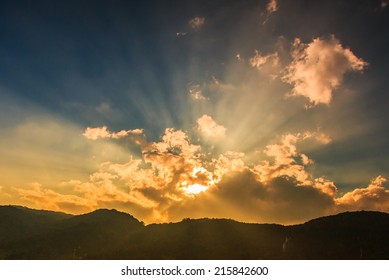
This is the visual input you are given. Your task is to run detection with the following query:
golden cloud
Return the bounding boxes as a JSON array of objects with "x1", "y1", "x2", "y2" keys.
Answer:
[
  {"x1": 337, "y1": 176, "x2": 389, "y2": 211},
  {"x1": 83, "y1": 126, "x2": 144, "y2": 140}
]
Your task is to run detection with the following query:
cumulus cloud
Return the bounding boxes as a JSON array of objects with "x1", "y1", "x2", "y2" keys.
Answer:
[
  {"x1": 337, "y1": 176, "x2": 389, "y2": 211},
  {"x1": 150, "y1": 128, "x2": 201, "y2": 157},
  {"x1": 189, "y1": 17, "x2": 205, "y2": 31},
  {"x1": 264, "y1": 133, "x2": 299, "y2": 165},
  {"x1": 283, "y1": 36, "x2": 367, "y2": 105},
  {"x1": 253, "y1": 131, "x2": 333, "y2": 187},
  {"x1": 196, "y1": 115, "x2": 227, "y2": 142},
  {"x1": 83, "y1": 126, "x2": 144, "y2": 140},
  {"x1": 263, "y1": 131, "x2": 329, "y2": 166}
]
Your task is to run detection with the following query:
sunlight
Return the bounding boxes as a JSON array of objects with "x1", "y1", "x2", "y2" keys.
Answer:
[{"x1": 185, "y1": 183, "x2": 208, "y2": 195}]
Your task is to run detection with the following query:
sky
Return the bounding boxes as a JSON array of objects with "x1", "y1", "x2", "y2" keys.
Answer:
[{"x1": 0, "y1": 0, "x2": 389, "y2": 224}]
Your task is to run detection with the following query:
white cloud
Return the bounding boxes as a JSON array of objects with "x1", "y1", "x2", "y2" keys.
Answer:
[
  {"x1": 283, "y1": 36, "x2": 367, "y2": 105},
  {"x1": 196, "y1": 115, "x2": 227, "y2": 142},
  {"x1": 189, "y1": 17, "x2": 205, "y2": 31}
]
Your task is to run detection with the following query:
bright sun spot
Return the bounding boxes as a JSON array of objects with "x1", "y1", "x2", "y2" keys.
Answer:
[{"x1": 185, "y1": 183, "x2": 208, "y2": 195}]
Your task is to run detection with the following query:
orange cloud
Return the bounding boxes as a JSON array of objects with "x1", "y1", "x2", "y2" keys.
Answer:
[
  {"x1": 15, "y1": 182, "x2": 92, "y2": 214},
  {"x1": 283, "y1": 36, "x2": 367, "y2": 105},
  {"x1": 337, "y1": 176, "x2": 389, "y2": 211}
]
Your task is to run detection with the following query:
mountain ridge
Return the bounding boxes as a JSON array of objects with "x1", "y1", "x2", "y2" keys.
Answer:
[{"x1": 0, "y1": 205, "x2": 388, "y2": 260}]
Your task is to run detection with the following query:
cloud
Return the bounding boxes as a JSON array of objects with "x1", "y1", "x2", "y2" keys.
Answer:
[
  {"x1": 313, "y1": 177, "x2": 338, "y2": 197},
  {"x1": 267, "y1": 0, "x2": 278, "y2": 14},
  {"x1": 15, "y1": 182, "x2": 93, "y2": 214},
  {"x1": 254, "y1": 131, "x2": 332, "y2": 186},
  {"x1": 189, "y1": 84, "x2": 207, "y2": 100},
  {"x1": 189, "y1": 17, "x2": 205, "y2": 31},
  {"x1": 300, "y1": 154, "x2": 313, "y2": 165},
  {"x1": 263, "y1": 131, "x2": 329, "y2": 166},
  {"x1": 169, "y1": 171, "x2": 335, "y2": 224},
  {"x1": 149, "y1": 128, "x2": 201, "y2": 157},
  {"x1": 262, "y1": 0, "x2": 279, "y2": 24},
  {"x1": 282, "y1": 36, "x2": 367, "y2": 105},
  {"x1": 264, "y1": 133, "x2": 299, "y2": 165},
  {"x1": 8, "y1": 120, "x2": 389, "y2": 225},
  {"x1": 0, "y1": 185, "x2": 13, "y2": 204},
  {"x1": 196, "y1": 115, "x2": 227, "y2": 142},
  {"x1": 249, "y1": 50, "x2": 280, "y2": 77},
  {"x1": 337, "y1": 176, "x2": 389, "y2": 211},
  {"x1": 83, "y1": 126, "x2": 144, "y2": 140},
  {"x1": 250, "y1": 50, "x2": 279, "y2": 69}
]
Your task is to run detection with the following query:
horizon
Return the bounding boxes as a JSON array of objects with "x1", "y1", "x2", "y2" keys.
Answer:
[
  {"x1": 2, "y1": 204, "x2": 388, "y2": 227},
  {"x1": 1, "y1": 0, "x2": 389, "y2": 225}
]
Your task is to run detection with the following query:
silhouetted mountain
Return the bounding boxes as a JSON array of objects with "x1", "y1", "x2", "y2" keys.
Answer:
[
  {"x1": 107, "y1": 218, "x2": 286, "y2": 259},
  {"x1": 0, "y1": 205, "x2": 71, "y2": 242},
  {"x1": 284, "y1": 211, "x2": 389, "y2": 259},
  {"x1": 0, "y1": 206, "x2": 388, "y2": 259},
  {"x1": 0, "y1": 207, "x2": 143, "y2": 259}
]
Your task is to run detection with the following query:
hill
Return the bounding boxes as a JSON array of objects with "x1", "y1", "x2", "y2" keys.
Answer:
[{"x1": 0, "y1": 205, "x2": 388, "y2": 259}]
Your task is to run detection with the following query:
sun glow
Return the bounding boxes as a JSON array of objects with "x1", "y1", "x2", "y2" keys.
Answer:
[{"x1": 185, "y1": 183, "x2": 208, "y2": 195}]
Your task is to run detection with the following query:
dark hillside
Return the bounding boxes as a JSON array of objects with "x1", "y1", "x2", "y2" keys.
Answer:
[{"x1": 1, "y1": 206, "x2": 388, "y2": 260}]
